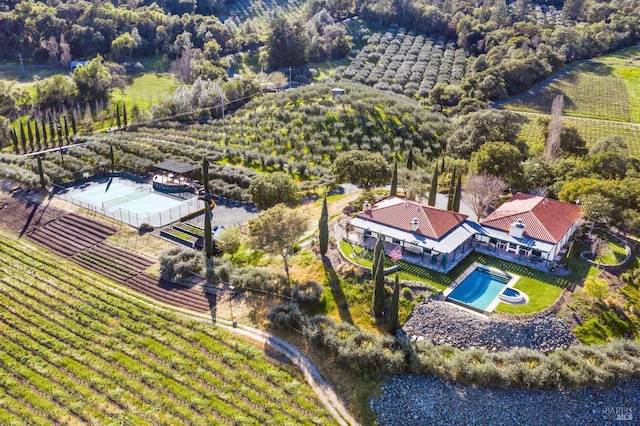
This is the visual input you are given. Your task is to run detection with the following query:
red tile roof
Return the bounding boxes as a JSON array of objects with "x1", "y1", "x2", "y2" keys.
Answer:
[
  {"x1": 356, "y1": 197, "x2": 468, "y2": 240},
  {"x1": 481, "y1": 193, "x2": 581, "y2": 243}
]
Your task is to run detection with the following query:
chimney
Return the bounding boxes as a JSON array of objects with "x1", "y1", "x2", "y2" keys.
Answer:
[
  {"x1": 509, "y1": 218, "x2": 525, "y2": 239},
  {"x1": 363, "y1": 201, "x2": 371, "y2": 212},
  {"x1": 410, "y1": 217, "x2": 419, "y2": 232}
]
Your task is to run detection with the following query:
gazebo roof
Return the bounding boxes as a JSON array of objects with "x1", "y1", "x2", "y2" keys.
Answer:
[{"x1": 154, "y1": 160, "x2": 199, "y2": 174}]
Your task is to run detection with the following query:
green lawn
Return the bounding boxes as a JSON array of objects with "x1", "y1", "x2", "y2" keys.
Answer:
[
  {"x1": 516, "y1": 111, "x2": 640, "y2": 156},
  {"x1": 584, "y1": 230, "x2": 628, "y2": 265},
  {"x1": 340, "y1": 240, "x2": 597, "y2": 314},
  {"x1": 111, "y1": 72, "x2": 177, "y2": 112}
]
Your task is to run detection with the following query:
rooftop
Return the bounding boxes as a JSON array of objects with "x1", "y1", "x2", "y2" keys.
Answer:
[
  {"x1": 154, "y1": 160, "x2": 199, "y2": 174},
  {"x1": 356, "y1": 196, "x2": 468, "y2": 240},
  {"x1": 481, "y1": 193, "x2": 581, "y2": 243}
]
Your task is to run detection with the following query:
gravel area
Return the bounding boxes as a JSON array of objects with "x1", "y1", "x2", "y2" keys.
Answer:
[
  {"x1": 372, "y1": 375, "x2": 638, "y2": 425},
  {"x1": 402, "y1": 301, "x2": 579, "y2": 352}
]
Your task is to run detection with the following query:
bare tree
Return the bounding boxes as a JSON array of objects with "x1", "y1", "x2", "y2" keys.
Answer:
[
  {"x1": 46, "y1": 36, "x2": 59, "y2": 64},
  {"x1": 268, "y1": 71, "x2": 288, "y2": 91},
  {"x1": 59, "y1": 34, "x2": 72, "y2": 67},
  {"x1": 462, "y1": 173, "x2": 508, "y2": 221},
  {"x1": 543, "y1": 94, "x2": 564, "y2": 162}
]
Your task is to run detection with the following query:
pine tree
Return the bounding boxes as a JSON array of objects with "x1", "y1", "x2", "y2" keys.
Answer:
[
  {"x1": 452, "y1": 174, "x2": 462, "y2": 212},
  {"x1": 388, "y1": 274, "x2": 400, "y2": 334},
  {"x1": 407, "y1": 148, "x2": 414, "y2": 170},
  {"x1": 390, "y1": 160, "x2": 398, "y2": 196},
  {"x1": 428, "y1": 163, "x2": 439, "y2": 206},
  {"x1": 122, "y1": 102, "x2": 127, "y2": 129},
  {"x1": 318, "y1": 196, "x2": 329, "y2": 256},
  {"x1": 116, "y1": 103, "x2": 121, "y2": 129},
  {"x1": 37, "y1": 156, "x2": 46, "y2": 189},
  {"x1": 373, "y1": 250, "x2": 386, "y2": 317}
]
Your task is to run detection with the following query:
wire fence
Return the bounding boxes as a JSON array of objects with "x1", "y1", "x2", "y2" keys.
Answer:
[{"x1": 53, "y1": 178, "x2": 203, "y2": 228}]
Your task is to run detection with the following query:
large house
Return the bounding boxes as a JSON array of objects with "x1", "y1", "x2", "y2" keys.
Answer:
[
  {"x1": 475, "y1": 193, "x2": 582, "y2": 267},
  {"x1": 346, "y1": 197, "x2": 480, "y2": 273},
  {"x1": 344, "y1": 194, "x2": 582, "y2": 272}
]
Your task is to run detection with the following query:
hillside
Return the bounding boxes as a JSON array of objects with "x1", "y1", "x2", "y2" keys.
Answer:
[{"x1": 0, "y1": 230, "x2": 334, "y2": 425}]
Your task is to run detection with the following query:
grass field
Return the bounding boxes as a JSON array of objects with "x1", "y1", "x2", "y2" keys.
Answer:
[
  {"x1": 0, "y1": 65, "x2": 67, "y2": 90},
  {"x1": 111, "y1": 73, "x2": 177, "y2": 112},
  {"x1": 0, "y1": 229, "x2": 334, "y2": 425},
  {"x1": 516, "y1": 111, "x2": 640, "y2": 156},
  {"x1": 504, "y1": 46, "x2": 640, "y2": 155}
]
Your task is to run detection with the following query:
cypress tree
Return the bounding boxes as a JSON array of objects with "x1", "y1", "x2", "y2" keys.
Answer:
[
  {"x1": 122, "y1": 102, "x2": 127, "y2": 129},
  {"x1": 70, "y1": 111, "x2": 77, "y2": 135},
  {"x1": 116, "y1": 103, "x2": 121, "y2": 129},
  {"x1": 27, "y1": 120, "x2": 34, "y2": 152},
  {"x1": 452, "y1": 174, "x2": 462, "y2": 212},
  {"x1": 34, "y1": 119, "x2": 41, "y2": 150},
  {"x1": 63, "y1": 115, "x2": 69, "y2": 143},
  {"x1": 407, "y1": 148, "x2": 414, "y2": 170},
  {"x1": 10, "y1": 128, "x2": 19, "y2": 154},
  {"x1": 388, "y1": 274, "x2": 400, "y2": 334},
  {"x1": 202, "y1": 157, "x2": 213, "y2": 259},
  {"x1": 37, "y1": 156, "x2": 46, "y2": 189},
  {"x1": 48, "y1": 114, "x2": 55, "y2": 148},
  {"x1": 56, "y1": 117, "x2": 63, "y2": 147},
  {"x1": 109, "y1": 143, "x2": 115, "y2": 172},
  {"x1": 41, "y1": 118, "x2": 48, "y2": 148},
  {"x1": 447, "y1": 167, "x2": 456, "y2": 211},
  {"x1": 373, "y1": 250, "x2": 386, "y2": 317},
  {"x1": 19, "y1": 121, "x2": 27, "y2": 153},
  {"x1": 441, "y1": 157, "x2": 445, "y2": 173},
  {"x1": 390, "y1": 160, "x2": 398, "y2": 196},
  {"x1": 373, "y1": 235, "x2": 384, "y2": 279},
  {"x1": 428, "y1": 163, "x2": 439, "y2": 206},
  {"x1": 318, "y1": 196, "x2": 329, "y2": 256}
]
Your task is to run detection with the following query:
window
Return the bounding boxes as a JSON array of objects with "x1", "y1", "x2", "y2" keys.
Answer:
[{"x1": 392, "y1": 238, "x2": 401, "y2": 244}]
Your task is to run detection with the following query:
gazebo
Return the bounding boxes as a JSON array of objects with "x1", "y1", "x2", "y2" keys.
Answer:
[{"x1": 153, "y1": 160, "x2": 199, "y2": 194}]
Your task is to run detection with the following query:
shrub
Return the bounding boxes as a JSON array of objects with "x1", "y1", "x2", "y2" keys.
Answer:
[
  {"x1": 402, "y1": 287, "x2": 413, "y2": 300},
  {"x1": 159, "y1": 247, "x2": 203, "y2": 280},
  {"x1": 293, "y1": 281, "x2": 324, "y2": 308},
  {"x1": 266, "y1": 303, "x2": 305, "y2": 330},
  {"x1": 138, "y1": 223, "x2": 154, "y2": 235}
]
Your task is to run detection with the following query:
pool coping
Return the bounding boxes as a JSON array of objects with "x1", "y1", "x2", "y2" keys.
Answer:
[{"x1": 443, "y1": 263, "x2": 521, "y2": 315}]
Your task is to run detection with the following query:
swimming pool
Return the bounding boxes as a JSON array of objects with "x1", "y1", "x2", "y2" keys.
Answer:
[{"x1": 446, "y1": 267, "x2": 510, "y2": 312}]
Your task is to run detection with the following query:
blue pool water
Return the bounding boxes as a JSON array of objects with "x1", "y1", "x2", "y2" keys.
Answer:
[
  {"x1": 503, "y1": 288, "x2": 520, "y2": 297},
  {"x1": 447, "y1": 268, "x2": 509, "y2": 312}
]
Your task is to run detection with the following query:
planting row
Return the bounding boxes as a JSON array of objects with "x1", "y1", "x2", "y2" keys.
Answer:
[
  {"x1": 343, "y1": 29, "x2": 468, "y2": 98},
  {"x1": 0, "y1": 235, "x2": 334, "y2": 424}
]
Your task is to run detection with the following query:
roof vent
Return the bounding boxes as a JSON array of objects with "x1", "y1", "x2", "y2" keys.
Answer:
[{"x1": 410, "y1": 217, "x2": 419, "y2": 232}]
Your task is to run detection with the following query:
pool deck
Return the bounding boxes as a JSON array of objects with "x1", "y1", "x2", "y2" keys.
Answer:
[{"x1": 442, "y1": 263, "x2": 521, "y2": 315}]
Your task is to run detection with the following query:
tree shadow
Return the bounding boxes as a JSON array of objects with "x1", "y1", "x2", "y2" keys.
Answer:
[
  {"x1": 322, "y1": 257, "x2": 353, "y2": 324},
  {"x1": 19, "y1": 202, "x2": 40, "y2": 238},
  {"x1": 205, "y1": 287, "x2": 217, "y2": 323}
]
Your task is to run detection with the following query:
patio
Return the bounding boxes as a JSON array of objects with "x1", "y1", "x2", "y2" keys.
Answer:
[
  {"x1": 345, "y1": 233, "x2": 474, "y2": 274},
  {"x1": 474, "y1": 243, "x2": 553, "y2": 272}
]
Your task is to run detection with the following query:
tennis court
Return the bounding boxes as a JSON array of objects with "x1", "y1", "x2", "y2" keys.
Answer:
[{"x1": 56, "y1": 177, "x2": 201, "y2": 227}]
